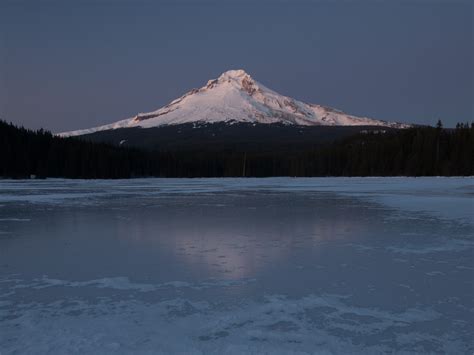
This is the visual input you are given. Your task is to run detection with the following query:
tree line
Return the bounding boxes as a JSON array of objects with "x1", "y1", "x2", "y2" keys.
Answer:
[{"x1": 0, "y1": 120, "x2": 472, "y2": 178}]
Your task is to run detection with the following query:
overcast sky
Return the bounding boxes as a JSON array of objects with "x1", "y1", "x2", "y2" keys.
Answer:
[{"x1": 0, "y1": 0, "x2": 472, "y2": 132}]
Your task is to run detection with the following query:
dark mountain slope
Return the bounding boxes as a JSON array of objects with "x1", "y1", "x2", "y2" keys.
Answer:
[{"x1": 78, "y1": 122, "x2": 396, "y2": 152}]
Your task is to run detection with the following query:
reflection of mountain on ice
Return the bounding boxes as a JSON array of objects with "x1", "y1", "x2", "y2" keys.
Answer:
[{"x1": 121, "y1": 195, "x2": 368, "y2": 280}]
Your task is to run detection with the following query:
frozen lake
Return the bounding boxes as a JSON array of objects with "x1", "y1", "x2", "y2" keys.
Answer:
[{"x1": 0, "y1": 178, "x2": 473, "y2": 354}]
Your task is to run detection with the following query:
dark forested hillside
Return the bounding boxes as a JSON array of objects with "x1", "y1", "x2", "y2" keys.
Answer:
[
  {"x1": 0, "y1": 121, "x2": 159, "y2": 178},
  {"x1": 0, "y1": 120, "x2": 472, "y2": 178}
]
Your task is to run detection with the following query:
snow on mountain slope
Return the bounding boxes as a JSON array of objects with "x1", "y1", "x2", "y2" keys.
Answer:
[{"x1": 60, "y1": 69, "x2": 410, "y2": 137}]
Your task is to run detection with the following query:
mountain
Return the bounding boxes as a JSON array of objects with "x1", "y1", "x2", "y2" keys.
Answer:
[{"x1": 60, "y1": 69, "x2": 409, "y2": 137}]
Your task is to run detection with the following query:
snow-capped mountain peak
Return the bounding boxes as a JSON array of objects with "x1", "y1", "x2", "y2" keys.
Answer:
[
  {"x1": 219, "y1": 69, "x2": 250, "y2": 80},
  {"x1": 60, "y1": 69, "x2": 409, "y2": 137}
]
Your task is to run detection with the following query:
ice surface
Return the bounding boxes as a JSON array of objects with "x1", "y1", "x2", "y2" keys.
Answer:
[{"x1": 0, "y1": 177, "x2": 473, "y2": 353}]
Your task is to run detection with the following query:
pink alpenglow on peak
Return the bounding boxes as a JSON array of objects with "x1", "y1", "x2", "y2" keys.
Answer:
[{"x1": 60, "y1": 69, "x2": 410, "y2": 137}]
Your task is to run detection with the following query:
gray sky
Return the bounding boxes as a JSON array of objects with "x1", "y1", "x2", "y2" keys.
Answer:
[{"x1": 0, "y1": 0, "x2": 472, "y2": 132}]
